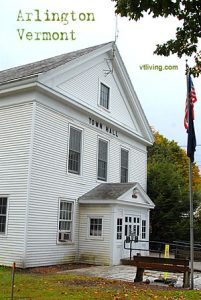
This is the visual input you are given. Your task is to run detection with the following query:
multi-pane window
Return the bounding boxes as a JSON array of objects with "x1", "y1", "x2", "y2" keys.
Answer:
[
  {"x1": 142, "y1": 220, "x2": 146, "y2": 239},
  {"x1": 90, "y1": 218, "x2": 102, "y2": 237},
  {"x1": 133, "y1": 217, "x2": 140, "y2": 237},
  {"x1": 121, "y1": 149, "x2": 128, "y2": 183},
  {"x1": 0, "y1": 197, "x2": 7, "y2": 234},
  {"x1": 124, "y1": 216, "x2": 132, "y2": 237},
  {"x1": 98, "y1": 139, "x2": 108, "y2": 181},
  {"x1": 68, "y1": 127, "x2": 82, "y2": 174},
  {"x1": 117, "y1": 218, "x2": 123, "y2": 240},
  {"x1": 124, "y1": 216, "x2": 140, "y2": 239},
  {"x1": 100, "y1": 83, "x2": 110, "y2": 109},
  {"x1": 58, "y1": 200, "x2": 73, "y2": 242}
]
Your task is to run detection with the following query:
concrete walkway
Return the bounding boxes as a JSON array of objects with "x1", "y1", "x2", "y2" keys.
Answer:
[{"x1": 62, "y1": 262, "x2": 201, "y2": 289}]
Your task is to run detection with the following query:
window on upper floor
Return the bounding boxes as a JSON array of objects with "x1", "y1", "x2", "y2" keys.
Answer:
[
  {"x1": 58, "y1": 199, "x2": 73, "y2": 242},
  {"x1": 98, "y1": 139, "x2": 108, "y2": 181},
  {"x1": 121, "y1": 148, "x2": 129, "y2": 183},
  {"x1": 100, "y1": 83, "x2": 110, "y2": 109},
  {"x1": 68, "y1": 126, "x2": 82, "y2": 175},
  {"x1": 0, "y1": 197, "x2": 8, "y2": 234}
]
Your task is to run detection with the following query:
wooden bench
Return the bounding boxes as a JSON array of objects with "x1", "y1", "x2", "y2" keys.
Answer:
[{"x1": 122, "y1": 256, "x2": 190, "y2": 288}]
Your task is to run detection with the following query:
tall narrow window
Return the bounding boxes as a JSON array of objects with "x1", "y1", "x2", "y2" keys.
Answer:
[
  {"x1": 100, "y1": 83, "x2": 110, "y2": 109},
  {"x1": 117, "y1": 218, "x2": 123, "y2": 240},
  {"x1": 133, "y1": 217, "x2": 140, "y2": 237},
  {"x1": 121, "y1": 149, "x2": 128, "y2": 183},
  {"x1": 68, "y1": 127, "x2": 82, "y2": 174},
  {"x1": 98, "y1": 139, "x2": 108, "y2": 181},
  {"x1": 0, "y1": 197, "x2": 7, "y2": 234},
  {"x1": 58, "y1": 200, "x2": 73, "y2": 242},
  {"x1": 142, "y1": 220, "x2": 146, "y2": 239}
]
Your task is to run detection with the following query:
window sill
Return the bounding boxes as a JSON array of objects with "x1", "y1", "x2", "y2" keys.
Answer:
[
  {"x1": 96, "y1": 179, "x2": 107, "y2": 184},
  {"x1": 87, "y1": 236, "x2": 104, "y2": 241},
  {"x1": 98, "y1": 103, "x2": 111, "y2": 113},
  {"x1": 0, "y1": 233, "x2": 7, "y2": 237},
  {"x1": 57, "y1": 241, "x2": 75, "y2": 246}
]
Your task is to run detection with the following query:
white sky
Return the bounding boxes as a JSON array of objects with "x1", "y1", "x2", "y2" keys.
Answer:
[{"x1": 1, "y1": 0, "x2": 201, "y2": 166}]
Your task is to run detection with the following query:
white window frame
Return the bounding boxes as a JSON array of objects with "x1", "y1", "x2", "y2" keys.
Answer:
[
  {"x1": 98, "y1": 81, "x2": 111, "y2": 111},
  {"x1": 124, "y1": 215, "x2": 140, "y2": 239},
  {"x1": 116, "y1": 218, "x2": 123, "y2": 240},
  {"x1": 0, "y1": 196, "x2": 8, "y2": 236},
  {"x1": 57, "y1": 198, "x2": 75, "y2": 244},
  {"x1": 87, "y1": 216, "x2": 103, "y2": 240},
  {"x1": 120, "y1": 148, "x2": 129, "y2": 183},
  {"x1": 67, "y1": 125, "x2": 83, "y2": 176},
  {"x1": 97, "y1": 137, "x2": 109, "y2": 182},
  {"x1": 142, "y1": 219, "x2": 147, "y2": 240}
]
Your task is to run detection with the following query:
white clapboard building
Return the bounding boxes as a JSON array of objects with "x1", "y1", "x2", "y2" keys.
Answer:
[{"x1": 0, "y1": 42, "x2": 155, "y2": 268}]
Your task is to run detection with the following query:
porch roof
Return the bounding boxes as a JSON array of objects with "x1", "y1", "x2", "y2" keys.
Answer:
[
  {"x1": 79, "y1": 182, "x2": 155, "y2": 209},
  {"x1": 79, "y1": 182, "x2": 137, "y2": 201}
]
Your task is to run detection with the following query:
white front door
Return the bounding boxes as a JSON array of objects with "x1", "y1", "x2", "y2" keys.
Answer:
[
  {"x1": 113, "y1": 211, "x2": 149, "y2": 264},
  {"x1": 123, "y1": 214, "x2": 141, "y2": 258}
]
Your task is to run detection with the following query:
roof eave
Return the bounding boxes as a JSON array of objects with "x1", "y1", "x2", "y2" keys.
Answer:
[
  {"x1": 112, "y1": 45, "x2": 154, "y2": 145},
  {"x1": 0, "y1": 75, "x2": 39, "y2": 95},
  {"x1": 79, "y1": 198, "x2": 154, "y2": 209}
]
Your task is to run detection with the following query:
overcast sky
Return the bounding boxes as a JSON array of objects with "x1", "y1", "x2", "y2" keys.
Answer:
[{"x1": 1, "y1": 0, "x2": 201, "y2": 166}]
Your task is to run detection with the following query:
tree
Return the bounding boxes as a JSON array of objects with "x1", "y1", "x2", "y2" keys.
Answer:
[
  {"x1": 147, "y1": 131, "x2": 201, "y2": 242},
  {"x1": 149, "y1": 132, "x2": 201, "y2": 192},
  {"x1": 112, "y1": 0, "x2": 201, "y2": 76}
]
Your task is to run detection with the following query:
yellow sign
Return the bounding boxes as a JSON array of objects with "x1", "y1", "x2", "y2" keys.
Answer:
[{"x1": 164, "y1": 244, "x2": 170, "y2": 280}]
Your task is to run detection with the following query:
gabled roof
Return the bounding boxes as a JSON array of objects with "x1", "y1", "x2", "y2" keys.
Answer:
[
  {"x1": 0, "y1": 42, "x2": 154, "y2": 145},
  {"x1": 79, "y1": 182, "x2": 137, "y2": 201},
  {"x1": 79, "y1": 182, "x2": 155, "y2": 209},
  {"x1": 0, "y1": 42, "x2": 110, "y2": 84}
]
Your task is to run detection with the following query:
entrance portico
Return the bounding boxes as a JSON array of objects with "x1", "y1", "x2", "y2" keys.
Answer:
[{"x1": 79, "y1": 182, "x2": 155, "y2": 265}]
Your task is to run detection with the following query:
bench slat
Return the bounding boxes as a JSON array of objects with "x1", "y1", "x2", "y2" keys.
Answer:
[
  {"x1": 133, "y1": 262, "x2": 189, "y2": 273},
  {"x1": 133, "y1": 255, "x2": 189, "y2": 266}
]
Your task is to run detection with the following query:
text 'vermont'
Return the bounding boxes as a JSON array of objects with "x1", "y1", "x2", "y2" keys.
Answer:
[{"x1": 16, "y1": 9, "x2": 96, "y2": 41}]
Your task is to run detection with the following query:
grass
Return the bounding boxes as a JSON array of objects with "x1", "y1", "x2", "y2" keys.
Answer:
[{"x1": 1, "y1": 266, "x2": 201, "y2": 300}]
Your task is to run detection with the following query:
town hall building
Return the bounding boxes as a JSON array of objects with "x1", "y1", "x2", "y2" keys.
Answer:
[{"x1": 0, "y1": 42, "x2": 155, "y2": 268}]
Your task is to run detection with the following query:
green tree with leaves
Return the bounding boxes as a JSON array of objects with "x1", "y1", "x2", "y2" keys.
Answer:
[
  {"x1": 147, "y1": 131, "x2": 201, "y2": 242},
  {"x1": 112, "y1": 0, "x2": 201, "y2": 76}
]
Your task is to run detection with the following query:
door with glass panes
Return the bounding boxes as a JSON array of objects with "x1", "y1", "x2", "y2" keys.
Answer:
[{"x1": 123, "y1": 215, "x2": 141, "y2": 257}]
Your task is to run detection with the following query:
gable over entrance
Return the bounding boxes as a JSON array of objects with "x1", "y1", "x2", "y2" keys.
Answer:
[{"x1": 79, "y1": 182, "x2": 155, "y2": 209}]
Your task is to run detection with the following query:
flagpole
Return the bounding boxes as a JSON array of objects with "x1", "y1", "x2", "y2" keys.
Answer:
[
  {"x1": 189, "y1": 160, "x2": 194, "y2": 290},
  {"x1": 186, "y1": 61, "x2": 194, "y2": 289}
]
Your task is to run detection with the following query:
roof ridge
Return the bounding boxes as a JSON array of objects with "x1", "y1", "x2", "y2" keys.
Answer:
[{"x1": 0, "y1": 41, "x2": 113, "y2": 84}]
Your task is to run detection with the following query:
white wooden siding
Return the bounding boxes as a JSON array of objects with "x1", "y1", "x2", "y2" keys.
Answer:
[
  {"x1": 130, "y1": 148, "x2": 147, "y2": 191},
  {"x1": 79, "y1": 205, "x2": 113, "y2": 265},
  {"x1": 25, "y1": 102, "x2": 147, "y2": 267},
  {"x1": 57, "y1": 54, "x2": 140, "y2": 134},
  {"x1": 0, "y1": 99, "x2": 148, "y2": 267},
  {"x1": 0, "y1": 103, "x2": 33, "y2": 267},
  {"x1": 26, "y1": 103, "x2": 78, "y2": 267}
]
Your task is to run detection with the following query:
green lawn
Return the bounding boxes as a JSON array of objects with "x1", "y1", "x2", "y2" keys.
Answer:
[{"x1": 1, "y1": 266, "x2": 201, "y2": 300}]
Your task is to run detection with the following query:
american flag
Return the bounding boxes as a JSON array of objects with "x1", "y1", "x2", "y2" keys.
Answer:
[
  {"x1": 185, "y1": 74, "x2": 197, "y2": 163},
  {"x1": 184, "y1": 75, "x2": 197, "y2": 130}
]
